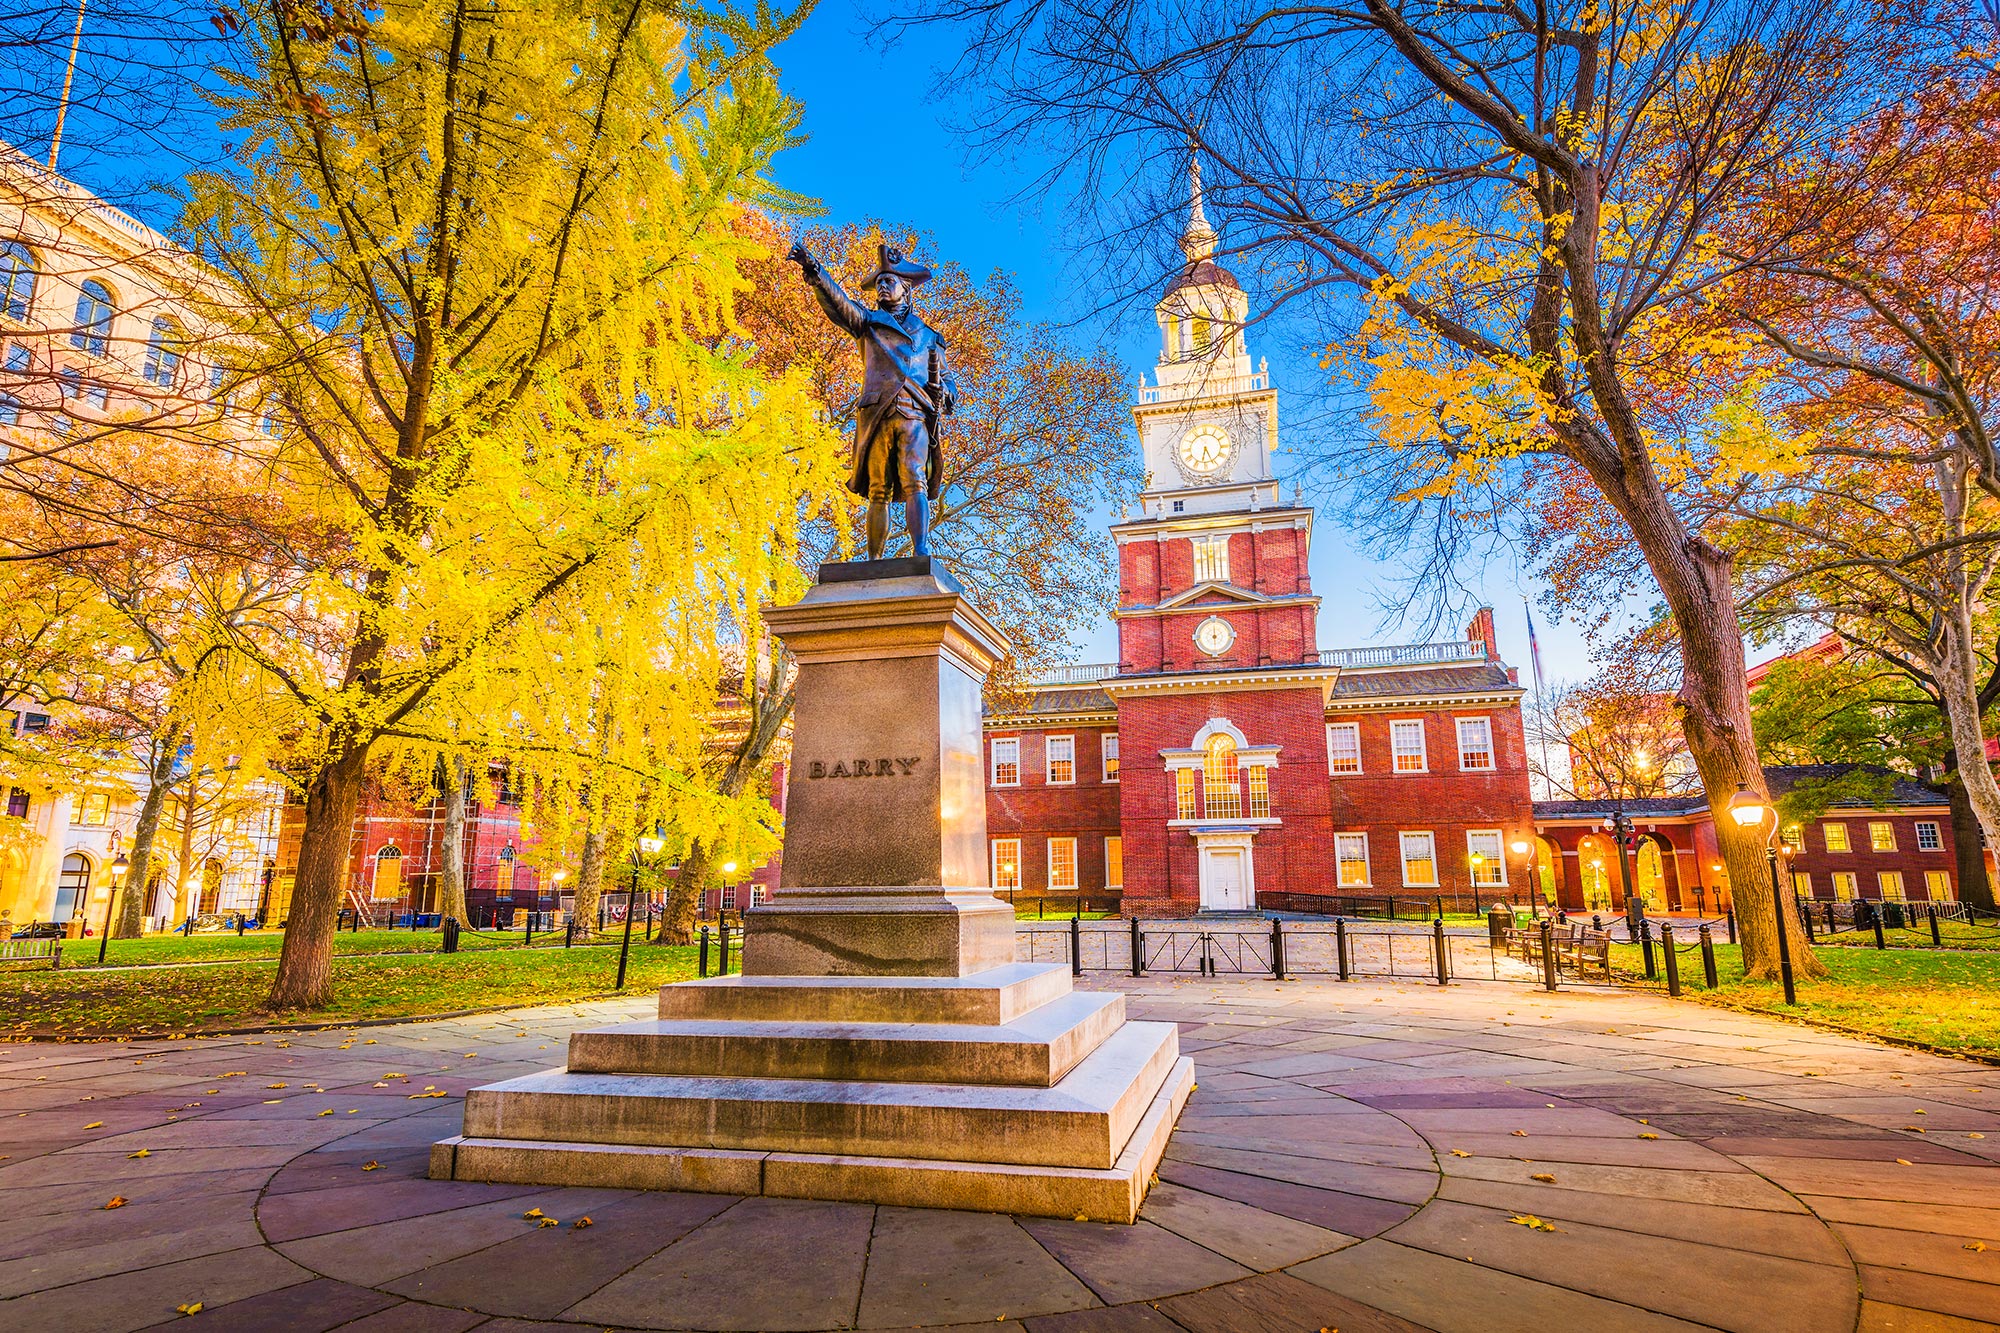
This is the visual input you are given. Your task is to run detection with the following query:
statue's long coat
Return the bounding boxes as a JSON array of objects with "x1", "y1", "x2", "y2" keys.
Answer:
[{"x1": 803, "y1": 268, "x2": 953, "y2": 501}]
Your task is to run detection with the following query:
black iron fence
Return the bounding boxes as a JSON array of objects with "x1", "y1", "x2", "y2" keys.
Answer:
[
  {"x1": 1793, "y1": 897, "x2": 2000, "y2": 951},
  {"x1": 1259, "y1": 889, "x2": 1545, "y2": 919}
]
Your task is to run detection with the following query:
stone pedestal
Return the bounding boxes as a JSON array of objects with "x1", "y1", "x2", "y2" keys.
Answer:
[{"x1": 433, "y1": 559, "x2": 1192, "y2": 1221}]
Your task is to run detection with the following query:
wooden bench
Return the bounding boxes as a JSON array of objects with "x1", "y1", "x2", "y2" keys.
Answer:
[
  {"x1": 0, "y1": 938, "x2": 61, "y2": 970},
  {"x1": 1500, "y1": 924, "x2": 1609, "y2": 981}
]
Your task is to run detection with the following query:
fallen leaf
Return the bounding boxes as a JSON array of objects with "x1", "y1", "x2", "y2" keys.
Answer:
[
  {"x1": 1971, "y1": 1133, "x2": 1987, "y2": 1140},
  {"x1": 104, "y1": 1196, "x2": 127, "y2": 1209},
  {"x1": 1073, "y1": 1212, "x2": 1087, "y2": 1221},
  {"x1": 1449, "y1": 1149, "x2": 1471, "y2": 1158},
  {"x1": 523, "y1": 1208, "x2": 545, "y2": 1219},
  {"x1": 262, "y1": 1100, "x2": 282, "y2": 1105},
  {"x1": 1965, "y1": 1241, "x2": 1988, "y2": 1253},
  {"x1": 267, "y1": 1084, "x2": 288, "y2": 1090},
  {"x1": 83, "y1": 1121, "x2": 103, "y2": 1130},
  {"x1": 1896, "y1": 1159, "x2": 1914, "y2": 1166},
  {"x1": 1508, "y1": 1213, "x2": 1559, "y2": 1232},
  {"x1": 128, "y1": 1149, "x2": 151, "y2": 1159},
  {"x1": 176, "y1": 1302, "x2": 203, "y2": 1316},
  {"x1": 1531, "y1": 1173, "x2": 1557, "y2": 1183},
  {"x1": 1510, "y1": 1130, "x2": 1528, "y2": 1138},
  {"x1": 361, "y1": 1161, "x2": 381, "y2": 1171},
  {"x1": 572, "y1": 1216, "x2": 593, "y2": 1229},
  {"x1": 536, "y1": 1216, "x2": 559, "y2": 1228},
  {"x1": 1638, "y1": 1133, "x2": 1660, "y2": 1140},
  {"x1": 316, "y1": 1110, "x2": 334, "y2": 1118}
]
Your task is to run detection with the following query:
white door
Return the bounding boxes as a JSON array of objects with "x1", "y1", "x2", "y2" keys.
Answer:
[{"x1": 1203, "y1": 848, "x2": 1249, "y2": 911}]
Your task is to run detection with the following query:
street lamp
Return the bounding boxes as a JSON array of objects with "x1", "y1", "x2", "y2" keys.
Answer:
[
  {"x1": 1600, "y1": 802, "x2": 1639, "y2": 919},
  {"x1": 617, "y1": 833, "x2": 665, "y2": 990},
  {"x1": 99, "y1": 851, "x2": 130, "y2": 965},
  {"x1": 1728, "y1": 781, "x2": 1794, "y2": 1006}
]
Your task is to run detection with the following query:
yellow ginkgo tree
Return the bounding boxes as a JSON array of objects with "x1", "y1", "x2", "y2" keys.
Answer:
[{"x1": 171, "y1": 0, "x2": 844, "y2": 1009}]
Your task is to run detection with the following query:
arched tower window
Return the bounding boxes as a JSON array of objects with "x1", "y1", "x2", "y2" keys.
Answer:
[
  {"x1": 1192, "y1": 314, "x2": 1211, "y2": 351},
  {"x1": 72, "y1": 279, "x2": 113, "y2": 355},
  {"x1": 0, "y1": 243, "x2": 35, "y2": 321},
  {"x1": 1202, "y1": 733, "x2": 1240, "y2": 818}
]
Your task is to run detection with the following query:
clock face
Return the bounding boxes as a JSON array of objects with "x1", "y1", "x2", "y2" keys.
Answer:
[
  {"x1": 1178, "y1": 424, "x2": 1233, "y2": 476},
  {"x1": 1194, "y1": 615, "x2": 1235, "y2": 657}
]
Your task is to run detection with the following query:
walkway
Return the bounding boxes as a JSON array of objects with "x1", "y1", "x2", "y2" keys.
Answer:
[{"x1": 0, "y1": 976, "x2": 1996, "y2": 1331}]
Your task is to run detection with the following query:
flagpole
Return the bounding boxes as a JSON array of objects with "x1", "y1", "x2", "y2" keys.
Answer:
[
  {"x1": 48, "y1": 0, "x2": 88, "y2": 172},
  {"x1": 1524, "y1": 598, "x2": 1552, "y2": 798}
]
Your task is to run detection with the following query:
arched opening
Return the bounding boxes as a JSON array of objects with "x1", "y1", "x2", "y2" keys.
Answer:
[
  {"x1": 1192, "y1": 314, "x2": 1212, "y2": 351},
  {"x1": 1202, "y1": 733, "x2": 1240, "y2": 818},
  {"x1": 1533, "y1": 836, "x2": 1560, "y2": 905},
  {"x1": 72, "y1": 278, "x2": 114, "y2": 356},
  {"x1": 199, "y1": 858, "x2": 224, "y2": 915},
  {"x1": 1576, "y1": 836, "x2": 1613, "y2": 913},
  {"x1": 373, "y1": 843, "x2": 404, "y2": 900},
  {"x1": 1634, "y1": 840, "x2": 1668, "y2": 912},
  {"x1": 55, "y1": 852, "x2": 91, "y2": 922}
]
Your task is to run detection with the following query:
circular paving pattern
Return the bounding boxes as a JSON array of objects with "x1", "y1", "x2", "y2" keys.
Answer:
[{"x1": 2, "y1": 976, "x2": 1997, "y2": 1331}]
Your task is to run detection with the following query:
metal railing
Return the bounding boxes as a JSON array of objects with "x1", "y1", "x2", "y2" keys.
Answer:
[{"x1": 1318, "y1": 641, "x2": 1487, "y2": 668}]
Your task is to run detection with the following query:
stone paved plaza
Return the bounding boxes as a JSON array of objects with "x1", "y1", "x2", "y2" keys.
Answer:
[{"x1": 1, "y1": 976, "x2": 1997, "y2": 1332}]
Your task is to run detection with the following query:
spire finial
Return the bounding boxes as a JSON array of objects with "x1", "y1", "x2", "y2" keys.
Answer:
[{"x1": 1181, "y1": 146, "x2": 1216, "y2": 263}]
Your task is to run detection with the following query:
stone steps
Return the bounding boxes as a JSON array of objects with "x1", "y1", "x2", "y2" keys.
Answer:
[
  {"x1": 569, "y1": 990, "x2": 1125, "y2": 1087},
  {"x1": 656, "y1": 962, "x2": 1072, "y2": 1026}
]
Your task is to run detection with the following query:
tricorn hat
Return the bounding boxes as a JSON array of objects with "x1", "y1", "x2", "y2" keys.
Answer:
[{"x1": 861, "y1": 244, "x2": 931, "y2": 288}]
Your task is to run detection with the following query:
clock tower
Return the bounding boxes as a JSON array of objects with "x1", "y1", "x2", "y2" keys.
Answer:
[{"x1": 1100, "y1": 158, "x2": 1338, "y2": 914}]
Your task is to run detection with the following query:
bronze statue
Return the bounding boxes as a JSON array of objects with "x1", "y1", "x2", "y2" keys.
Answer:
[{"x1": 786, "y1": 241, "x2": 955, "y2": 560}]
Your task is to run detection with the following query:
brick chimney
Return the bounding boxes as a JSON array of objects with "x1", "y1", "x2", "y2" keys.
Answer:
[{"x1": 1466, "y1": 607, "x2": 1500, "y2": 662}]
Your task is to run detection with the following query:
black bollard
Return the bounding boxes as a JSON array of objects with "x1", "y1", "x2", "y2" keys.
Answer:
[
  {"x1": 564, "y1": 918, "x2": 574, "y2": 948},
  {"x1": 523, "y1": 914, "x2": 532, "y2": 947},
  {"x1": 698, "y1": 926, "x2": 710, "y2": 978},
  {"x1": 1069, "y1": 914, "x2": 1082, "y2": 977},
  {"x1": 1699, "y1": 924, "x2": 1718, "y2": 989},
  {"x1": 1873, "y1": 908, "x2": 1888, "y2": 950},
  {"x1": 1825, "y1": 900, "x2": 1836, "y2": 936},
  {"x1": 1539, "y1": 919, "x2": 1558, "y2": 991},
  {"x1": 614, "y1": 900, "x2": 636, "y2": 990},
  {"x1": 1271, "y1": 918, "x2": 1286, "y2": 981},
  {"x1": 1800, "y1": 900, "x2": 1815, "y2": 944},
  {"x1": 1432, "y1": 917, "x2": 1449, "y2": 986},
  {"x1": 719, "y1": 920, "x2": 732, "y2": 975},
  {"x1": 1726, "y1": 909, "x2": 1736, "y2": 945},
  {"x1": 237, "y1": 917, "x2": 246, "y2": 937},
  {"x1": 1662, "y1": 923, "x2": 1681, "y2": 997},
  {"x1": 1336, "y1": 917, "x2": 1351, "y2": 981},
  {"x1": 1640, "y1": 920, "x2": 1656, "y2": 979},
  {"x1": 1930, "y1": 903, "x2": 1943, "y2": 946},
  {"x1": 1129, "y1": 916, "x2": 1144, "y2": 977}
]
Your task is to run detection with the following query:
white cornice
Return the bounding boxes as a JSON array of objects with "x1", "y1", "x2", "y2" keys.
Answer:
[
  {"x1": 1325, "y1": 689, "x2": 1526, "y2": 712},
  {"x1": 1111, "y1": 594, "x2": 1319, "y2": 621},
  {"x1": 1103, "y1": 665, "x2": 1341, "y2": 704}
]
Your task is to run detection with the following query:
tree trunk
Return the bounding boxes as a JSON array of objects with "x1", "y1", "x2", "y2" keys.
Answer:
[
  {"x1": 1941, "y1": 768, "x2": 1996, "y2": 910},
  {"x1": 572, "y1": 817, "x2": 608, "y2": 937},
  {"x1": 659, "y1": 838, "x2": 714, "y2": 946},
  {"x1": 115, "y1": 734, "x2": 180, "y2": 938},
  {"x1": 436, "y1": 756, "x2": 470, "y2": 924},
  {"x1": 1929, "y1": 603, "x2": 2000, "y2": 913},
  {"x1": 266, "y1": 741, "x2": 369, "y2": 1011},
  {"x1": 1574, "y1": 453, "x2": 1824, "y2": 980},
  {"x1": 172, "y1": 796, "x2": 198, "y2": 923}
]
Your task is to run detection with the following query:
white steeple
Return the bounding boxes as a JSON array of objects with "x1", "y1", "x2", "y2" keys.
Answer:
[{"x1": 1181, "y1": 153, "x2": 1217, "y2": 264}]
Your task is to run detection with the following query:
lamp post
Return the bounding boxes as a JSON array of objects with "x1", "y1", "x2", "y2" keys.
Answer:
[
  {"x1": 98, "y1": 851, "x2": 129, "y2": 964},
  {"x1": 617, "y1": 832, "x2": 665, "y2": 990},
  {"x1": 1510, "y1": 834, "x2": 1532, "y2": 908},
  {"x1": 1728, "y1": 782, "x2": 1794, "y2": 1005},
  {"x1": 1601, "y1": 802, "x2": 1638, "y2": 919}
]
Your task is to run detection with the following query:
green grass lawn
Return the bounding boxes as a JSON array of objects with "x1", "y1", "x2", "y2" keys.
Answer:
[
  {"x1": 41, "y1": 924, "x2": 649, "y2": 970},
  {"x1": 1809, "y1": 918, "x2": 2000, "y2": 952},
  {"x1": 1611, "y1": 939, "x2": 2000, "y2": 1061},
  {"x1": 0, "y1": 942, "x2": 705, "y2": 1038}
]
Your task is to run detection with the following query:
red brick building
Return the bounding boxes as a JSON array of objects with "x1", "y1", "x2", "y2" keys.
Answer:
[{"x1": 980, "y1": 189, "x2": 1537, "y2": 915}]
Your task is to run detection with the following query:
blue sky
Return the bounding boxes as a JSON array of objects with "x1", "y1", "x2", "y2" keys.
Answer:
[{"x1": 772, "y1": 0, "x2": 1608, "y2": 683}]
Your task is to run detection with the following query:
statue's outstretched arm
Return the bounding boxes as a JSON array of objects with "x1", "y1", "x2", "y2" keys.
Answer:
[{"x1": 787, "y1": 243, "x2": 867, "y2": 335}]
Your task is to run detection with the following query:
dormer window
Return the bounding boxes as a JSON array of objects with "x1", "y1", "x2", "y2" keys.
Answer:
[{"x1": 1193, "y1": 535, "x2": 1230, "y2": 584}]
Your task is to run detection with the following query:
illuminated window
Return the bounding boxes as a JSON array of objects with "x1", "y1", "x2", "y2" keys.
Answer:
[
  {"x1": 1193, "y1": 535, "x2": 1230, "y2": 583},
  {"x1": 991, "y1": 838, "x2": 1021, "y2": 893},
  {"x1": 1105, "y1": 836, "x2": 1123, "y2": 890},
  {"x1": 1048, "y1": 836, "x2": 1078, "y2": 892},
  {"x1": 1925, "y1": 870, "x2": 1952, "y2": 899},
  {"x1": 1792, "y1": 872, "x2": 1813, "y2": 896},
  {"x1": 1916, "y1": 821, "x2": 1941, "y2": 851},
  {"x1": 1400, "y1": 832, "x2": 1438, "y2": 887},
  {"x1": 751, "y1": 884, "x2": 767, "y2": 906},
  {"x1": 990, "y1": 737, "x2": 1019, "y2": 786},
  {"x1": 722, "y1": 883, "x2": 736, "y2": 910},
  {"x1": 1246, "y1": 765, "x2": 1270, "y2": 818},
  {"x1": 72, "y1": 278, "x2": 113, "y2": 356},
  {"x1": 1327, "y1": 723, "x2": 1361, "y2": 775},
  {"x1": 74, "y1": 792, "x2": 110, "y2": 826},
  {"x1": 1192, "y1": 314, "x2": 1211, "y2": 351},
  {"x1": 1823, "y1": 823, "x2": 1851, "y2": 853},
  {"x1": 1391, "y1": 720, "x2": 1427, "y2": 773},
  {"x1": 1467, "y1": 830, "x2": 1506, "y2": 886},
  {"x1": 1046, "y1": 735, "x2": 1075, "y2": 785},
  {"x1": 1781, "y1": 825, "x2": 1804, "y2": 850},
  {"x1": 0, "y1": 242, "x2": 34, "y2": 320},
  {"x1": 372, "y1": 844, "x2": 404, "y2": 900},
  {"x1": 1335, "y1": 833, "x2": 1370, "y2": 887},
  {"x1": 1202, "y1": 734, "x2": 1240, "y2": 818},
  {"x1": 1878, "y1": 870, "x2": 1905, "y2": 900},
  {"x1": 1455, "y1": 717, "x2": 1494, "y2": 771},
  {"x1": 1175, "y1": 768, "x2": 1197, "y2": 820},
  {"x1": 1831, "y1": 871, "x2": 1857, "y2": 900},
  {"x1": 1868, "y1": 822, "x2": 1896, "y2": 852},
  {"x1": 1102, "y1": 733, "x2": 1119, "y2": 782}
]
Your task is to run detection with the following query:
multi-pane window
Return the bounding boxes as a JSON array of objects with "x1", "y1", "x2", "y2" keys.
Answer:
[
  {"x1": 0, "y1": 242, "x2": 34, "y2": 321},
  {"x1": 72, "y1": 279, "x2": 113, "y2": 356},
  {"x1": 1202, "y1": 734, "x2": 1241, "y2": 818},
  {"x1": 0, "y1": 393, "x2": 16, "y2": 428},
  {"x1": 1792, "y1": 872, "x2": 1813, "y2": 896},
  {"x1": 1175, "y1": 768, "x2": 1197, "y2": 820},
  {"x1": 1781, "y1": 825, "x2": 1804, "y2": 850},
  {"x1": 722, "y1": 883, "x2": 736, "y2": 910},
  {"x1": 1467, "y1": 830, "x2": 1506, "y2": 886},
  {"x1": 990, "y1": 737, "x2": 1020, "y2": 786},
  {"x1": 1878, "y1": 870, "x2": 1905, "y2": 900},
  {"x1": 1102, "y1": 733, "x2": 1119, "y2": 782},
  {"x1": 1925, "y1": 870, "x2": 1952, "y2": 899},
  {"x1": 1048, "y1": 836, "x2": 1078, "y2": 892},
  {"x1": 1390, "y1": 719, "x2": 1427, "y2": 773},
  {"x1": 991, "y1": 838, "x2": 1021, "y2": 893},
  {"x1": 751, "y1": 884, "x2": 768, "y2": 906},
  {"x1": 1400, "y1": 831, "x2": 1438, "y2": 887},
  {"x1": 1831, "y1": 871, "x2": 1857, "y2": 900},
  {"x1": 142, "y1": 317, "x2": 181, "y2": 384},
  {"x1": 1327, "y1": 723, "x2": 1361, "y2": 775},
  {"x1": 1046, "y1": 735, "x2": 1075, "y2": 785},
  {"x1": 1246, "y1": 766, "x2": 1270, "y2": 818},
  {"x1": 1335, "y1": 833, "x2": 1370, "y2": 887},
  {"x1": 4, "y1": 788, "x2": 26, "y2": 818},
  {"x1": 1868, "y1": 822, "x2": 1896, "y2": 852},
  {"x1": 1105, "y1": 836, "x2": 1123, "y2": 890},
  {"x1": 74, "y1": 792, "x2": 109, "y2": 826},
  {"x1": 1193, "y1": 534, "x2": 1230, "y2": 583},
  {"x1": 1823, "y1": 823, "x2": 1851, "y2": 853},
  {"x1": 3, "y1": 343, "x2": 27, "y2": 375},
  {"x1": 1916, "y1": 821, "x2": 1942, "y2": 851},
  {"x1": 1455, "y1": 717, "x2": 1494, "y2": 771}
]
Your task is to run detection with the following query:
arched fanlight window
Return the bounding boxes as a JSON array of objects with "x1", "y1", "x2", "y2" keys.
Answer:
[
  {"x1": 1202, "y1": 733, "x2": 1240, "y2": 818},
  {"x1": 142, "y1": 317, "x2": 182, "y2": 384},
  {"x1": 373, "y1": 842, "x2": 404, "y2": 900},
  {"x1": 0, "y1": 242, "x2": 35, "y2": 321},
  {"x1": 71, "y1": 279, "x2": 113, "y2": 356}
]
